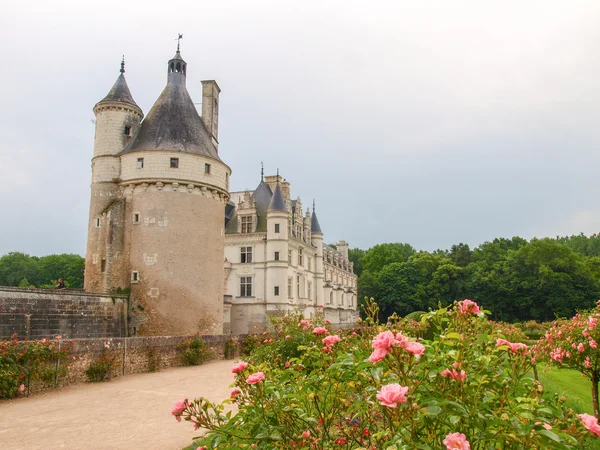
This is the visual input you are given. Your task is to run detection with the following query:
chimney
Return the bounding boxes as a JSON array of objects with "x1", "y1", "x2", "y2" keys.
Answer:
[
  {"x1": 336, "y1": 240, "x2": 349, "y2": 259},
  {"x1": 201, "y1": 80, "x2": 220, "y2": 148}
]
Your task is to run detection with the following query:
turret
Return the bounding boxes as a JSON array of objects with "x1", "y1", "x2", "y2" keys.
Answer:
[{"x1": 85, "y1": 58, "x2": 143, "y2": 294}]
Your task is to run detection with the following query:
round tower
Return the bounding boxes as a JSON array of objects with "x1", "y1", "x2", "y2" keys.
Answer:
[
  {"x1": 85, "y1": 59, "x2": 143, "y2": 293},
  {"x1": 119, "y1": 47, "x2": 231, "y2": 336},
  {"x1": 311, "y1": 201, "x2": 325, "y2": 306},
  {"x1": 266, "y1": 179, "x2": 290, "y2": 310}
]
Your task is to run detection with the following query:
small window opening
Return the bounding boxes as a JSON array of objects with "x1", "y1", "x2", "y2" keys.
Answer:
[
  {"x1": 275, "y1": 223, "x2": 280, "y2": 233},
  {"x1": 101, "y1": 259, "x2": 106, "y2": 273},
  {"x1": 95, "y1": 218, "x2": 101, "y2": 228},
  {"x1": 124, "y1": 126, "x2": 131, "y2": 136},
  {"x1": 274, "y1": 286, "x2": 280, "y2": 296},
  {"x1": 170, "y1": 62, "x2": 174, "y2": 73},
  {"x1": 133, "y1": 213, "x2": 140, "y2": 224},
  {"x1": 131, "y1": 271, "x2": 140, "y2": 283},
  {"x1": 176, "y1": 62, "x2": 181, "y2": 73},
  {"x1": 205, "y1": 163, "x2": 211, "y2": 174},
  {"x1": 136, "y1": 158, "x2": 144, "y2": 169},
  {"x1": 274, "y1": 251, "x2": 280, "y2": 261},
  {"x1": 170, "y1": 158, "x2": 179, "y2": 168}
]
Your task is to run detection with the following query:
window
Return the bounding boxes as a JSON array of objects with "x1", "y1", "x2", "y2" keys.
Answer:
[
  {"x1": 241, "y1": 216, "x2": 252, "y2": 233},
  {"x1": 288, "y1": 277, "x2": 293, "y2": 299},
  {"x1": 131, "y1": 271, "x2": 140, "y2": 282},
  {"x1": 241, "y1": 247, "x2": 253, "y2": 264},
  {"x1": 298, "y1": 248, "x2": 303, "y2": 266},
  {"x1": 95, "y1": 218, "x2": 101, "y2": 228},
  {"x1": 240, "y1": 277, "x2": 252, "y2": 297},
  {"x1": 308, "y1": 257, "x2": 311, "y2": 271},
  {"x1": 133, "y1": 213, "x2": 140, "y2": 224},
  {"x1": 297, "y1": 275, "x2": 300, "y2": 297},
  {"x1": 341, "y1": 294, "x2": 344, "y2": 306},
  {"x1": 101, "y1": 259, "x2": 106, "y2": 272},
  {"x1": 274, "y1": 251, "x2": 280, "y2": 261},
  {"x1": 274, "y1": 223, "x2": 280, "y2": 233},
  {"x1": 205, "y1": 163, "x2": 211, "y2": 174},
  {"x1": 124, "y1": 126, "x2": 131, "y2": 136},
  {"x1": 288, "y1": 250, "x2": 292, "y2": 264},
  {"x1": 274, "y1": 286, "x2": 279, "y2": 296},
  {"x1": 307, "y1": 282, "x2": 312, "y2": 300},
  {"x1": 170, "y1": 158, "x2": 179, "y2": 168},
  {"x1": 136, "y1": 158, "x2": 144, "y2": 169}
]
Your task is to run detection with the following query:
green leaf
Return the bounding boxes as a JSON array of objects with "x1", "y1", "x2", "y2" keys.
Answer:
[{"x1": 538, "y1": 429, "x2": 561, "y2": 442}]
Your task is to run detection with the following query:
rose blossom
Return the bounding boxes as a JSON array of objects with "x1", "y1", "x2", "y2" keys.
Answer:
[
  {"x1": 19, "y1": 384, "x2": 25, "y2": 392},
  {"x1": 322, "y1": 335, "x2": 341, "y2": 347},
  {"x1": 313, "y1": 327, "x2": 327, "y2": 335},
  {"x1": 373, "y1": 331, "x2": 397, "y2": 351},
  {"x1": 376, "y1": 383, "x2": 408, "y2": 408},
  {"x1": 230, "y1": 388, "x2": 241, "y2": 398},
  {"x1": 246, "y1": 372, "x2": 265, "y2": 384},
  {"x1": 368, "y1": 348, "x2": 388, "y2": 363},
  {"x1": 171, "y1": 399, "x2": 187, "y2": 422},
  {"x1": 404, "y1": 341, "x2": 425, "y2": 355},
  {"x1": 302, "y1": 430, "x2": 310, "y2": 439},
  {"x1": 579, "y1": 413, "x2": 600, "y2": 436},
  {"x1": 231, "y1": 361, "x2": 248, "y2": 373},
  {"x1": 457, "y1": 299, "x2": 480, "y2": 315},
  {"x1": 443, "y1": 432, "x2": 471, "y2": 450}
]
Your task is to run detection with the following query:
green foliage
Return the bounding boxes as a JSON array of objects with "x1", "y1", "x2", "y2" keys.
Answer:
[
  {"x1": 175, "y1": 300, "x2": 595, "y2": 449},
  {"x1": 0, "y1": 252, "x2": 84, "y2": 288},
  {"x1": 85, "y1": 344, "x2": 117, "y2": 382},
  {"x1": 0, "y1": 335, "x2": 72, "y2": 398},
  {"x1": 224, "y1": 337, "x2": 239, "y2": 360},
  {"x1": 348, "y1": 248, "x2": 366, "y2": 277},
  {"x1": 179, "y1": 337, "x2": 210, "y2": 366}
]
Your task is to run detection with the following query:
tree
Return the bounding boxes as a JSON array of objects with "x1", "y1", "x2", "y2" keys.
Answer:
[
  {"x1": 348, "y1": 248, "x2": 366, "y2": 277},
  {"x1": 362, "y1": 243, "x2": 416, "y2": 274}
]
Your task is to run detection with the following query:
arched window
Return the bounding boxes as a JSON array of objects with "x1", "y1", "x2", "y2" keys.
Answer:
[
  {"x1": 169, "y1": 62, "x2": 174, "y2": 73},
  {"x1": 176, "y1": 63, "x2": 181, "y2": 73}
]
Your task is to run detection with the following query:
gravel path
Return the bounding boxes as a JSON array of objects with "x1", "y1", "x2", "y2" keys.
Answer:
[{"x1": 0, "y1": 359, "x2": 235, "y2": 450}]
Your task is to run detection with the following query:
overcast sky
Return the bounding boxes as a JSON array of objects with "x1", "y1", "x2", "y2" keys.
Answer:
[{"x1": 1, "y1": 0, "x2": 599, "y2": 257}]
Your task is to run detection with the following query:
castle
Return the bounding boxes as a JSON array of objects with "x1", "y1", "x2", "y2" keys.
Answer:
[{"x1": 85, "y1": 44, "x2": 358, "y2": 336}]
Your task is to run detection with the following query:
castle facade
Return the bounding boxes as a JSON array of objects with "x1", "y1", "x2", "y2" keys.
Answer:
[{"x1": 85, "y1": 46, "x2": 357, "y2": 336}]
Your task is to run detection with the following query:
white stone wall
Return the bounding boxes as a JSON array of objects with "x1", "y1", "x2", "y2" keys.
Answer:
[
  {"x1": 93, "y1": 104, "x2": 142, "y2": 158},
  {"x1": 120, "y1": 151, "x2": 230, "y2": 193}
]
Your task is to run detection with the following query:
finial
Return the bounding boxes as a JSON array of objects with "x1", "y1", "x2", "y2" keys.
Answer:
[
  {"x1": 176, "y1": 33, "x2": 183, "y2": 52},
  {"x1": 313, "y1": 199, "x2": 315, "y2": 212},
  {"x1": 261, "y1": 161, "x2": 264, "y2": 182},
  {"x1": 276, "y1": 168, "x2": 280, "y2": 182},
  {"x1": 120, "y1": 55, "x2": 125, "y2": 74}
]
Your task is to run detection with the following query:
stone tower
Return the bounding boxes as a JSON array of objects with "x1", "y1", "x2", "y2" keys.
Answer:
[
  {"x1": 85, "y1": 59, "x2": 144, "y2": 294},
  {"x1": 85, "y1": 47, "x2": 231, "y2": 336}
]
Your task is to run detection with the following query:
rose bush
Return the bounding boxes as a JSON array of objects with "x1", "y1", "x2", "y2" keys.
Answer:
[{"x1": 175, "y1": 299, "x2": 595, "y2": 449}]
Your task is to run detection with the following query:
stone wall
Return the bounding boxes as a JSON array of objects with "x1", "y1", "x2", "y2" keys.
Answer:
[{"x1": 0, "y1": 287, "x2": 127, "y2": 340}]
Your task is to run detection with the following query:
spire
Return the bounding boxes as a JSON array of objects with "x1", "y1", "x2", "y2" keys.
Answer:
[
  {"x1": 311, "y1": 200, "x2": 323, "y2": 233},
  {"x1": 268, "y1": 181, "x2": 287, "y2": 212},
  {"x1": 96, "y1": 57, "x2": 140, "y2": 110},
  {"x1": 168, "y1": 34, "x2": 187, "y2": 85},
  {"x1": 261, "y1": 161, "x2": 264, "y2": 182}
]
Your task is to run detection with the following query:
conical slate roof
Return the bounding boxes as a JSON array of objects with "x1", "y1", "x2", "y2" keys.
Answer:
[
  {"x1": 97, "y1": 73, "x2": 140, "y2": 109},
  {"x1": 268, "y1": 183, "x2": 287, "y2": 212},
  {"x1": 121, "y1": 51, "x2": 219, "y2": 159},
  {"x1": 251, "y1": 181, "x2": 273, "y2": 232},
  {"x1": 311, "y1": 209, "x2": 323, "y2": 233}
]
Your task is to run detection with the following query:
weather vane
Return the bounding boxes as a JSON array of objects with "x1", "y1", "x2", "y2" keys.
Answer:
[
  {"x1": 176, "y1": 33, "x2": 183, "y2": 52},
  {"x1": 120, "y1": 55, "x2": 125, "y2": 74}
]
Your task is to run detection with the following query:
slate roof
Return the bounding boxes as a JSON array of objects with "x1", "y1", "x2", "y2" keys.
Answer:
[
  {"x1": 311, "y1": 210, "x2": 323, "y2": 233},
  {"x1": 121, "y1": 52, "x2": 220, "y2": 159},
  {"x1": 251, "y1": 181, "x2": 273, "y2": 232},
  {"x1": 268, "y1": 183, "x2": 287, "y2": 212},
  {"x1": 97, "y1": 73, "x2": 140, "y2": 110}
]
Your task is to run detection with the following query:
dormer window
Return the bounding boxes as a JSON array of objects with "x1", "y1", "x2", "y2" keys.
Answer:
[
  {"x1": 124, "y1": 126, "x2": 131, "y2": 136},
  {"x1": 136, "y1": 158, "x2": 144, "y2": 169},
  {"x1": 240, "y1": 216, "x2": 252, "y2": 233},
  {"x1": 170, "y1": 158, "x2": 179, "y2": 168}
]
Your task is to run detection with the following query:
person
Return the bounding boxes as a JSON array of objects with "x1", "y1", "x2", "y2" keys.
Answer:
[{"x1": 55, "y1": 278, "x2": 65, "y2": 289}]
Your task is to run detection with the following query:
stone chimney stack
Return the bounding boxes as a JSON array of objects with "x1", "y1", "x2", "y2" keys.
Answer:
[
  {"x1": 336, "y1": 240, "x2": 349, "y2": 259},
  {"x1": 201, "y1": 80, "x2": 220, "y2": 148}
]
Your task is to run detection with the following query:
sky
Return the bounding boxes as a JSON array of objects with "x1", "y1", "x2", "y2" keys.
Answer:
[{"x1": 1, "y1": 0, "x2": 599, "y2": 256}]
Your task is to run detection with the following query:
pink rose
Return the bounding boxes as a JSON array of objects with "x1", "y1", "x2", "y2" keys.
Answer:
[
  {"x1": 458, "y1": 299, "x2": 480, "y2": 315},
  {"x1": 19, "y1": 384, "x2": 25, "y2": 392},
  {"x1": 302, "y1": 430, "x2": 310, "y2": 439},
  {"x1": 368, "y1": 348, "x2": 388, "y2": 363},
  {"x1": 230, "y1": 388, "x2": 241, "y2": 398},
  {"x1": 246, "y1": 372, "x2": 265, "y2": 384},
  {"x1": 171, "y1": 399, "x2": 187, "y2": 422},
  {"x1": 376, "y1": 383, "x2": 408, "y2": 408},
  {"x1": 373, "y1": 331, "x2": 397, "y2": 351},
  {"x1": 404, "y1": 341, "x2": 425, "y2": 355},
  {"x1": 231, "y1": 361, "x2": 249, "y2": 373},
  {"x1": 285, "y1": 361, "x2": 291, "y2": 368},
  {"x1": 508, "y1": 342, "x2": 528, "y2": 353},
  {"x1": 313, "y1": 327, "x2": 328, "y2": 335},
  {"x1": 322, "y1": 335, "x2": 341, "y2": 347},
  {"x1": 579, "y1": 413, "x2": 600, "y2": 436},
  {"x1": 444, "y1": 432, "x2": 471, "y2": 450},
  {"x1": 285, "y1": 335, "x2": 291, "y2": 339}
]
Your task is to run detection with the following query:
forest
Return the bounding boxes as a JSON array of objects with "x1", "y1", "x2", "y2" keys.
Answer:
[
  {"x1": 0, "y1": 252, "x2": 85, "y2": 289},
  {"x1": 350, "y1": 234, "x2": 600, "y2": 322}
]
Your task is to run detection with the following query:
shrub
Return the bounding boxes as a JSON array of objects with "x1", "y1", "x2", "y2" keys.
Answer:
[
  {"x1": 0, "y1": 334, "x2": 71, "y2": 398},
  {"x1": 173, "y1": 300, "x2": 597, "y2": 449},
  {"x1": 146, "y1": 345, "x2": 160, "y2": 372},
  {"x1": 179, "y1": 337, "x2": 210, "y2": 366},
  {"x1": 85, "y1": 342, "x2": 117, "y2": 382}
]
